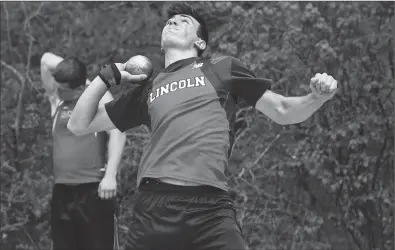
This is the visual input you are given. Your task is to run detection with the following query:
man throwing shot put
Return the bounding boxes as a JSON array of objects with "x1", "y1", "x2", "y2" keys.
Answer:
[
  {"x1": 68, "y1": 3, "x2": 338, "y2": 250},
  {"x1": 40, "y1": 52, "x2": 126, "y2": 250}
]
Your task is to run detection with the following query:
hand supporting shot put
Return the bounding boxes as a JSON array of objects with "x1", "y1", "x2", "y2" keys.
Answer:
[
  {"x1": 67, "y1": 61, "x2": 148, "y2": 136},
  {"x1": 104, "y1": 62, "x2": 149, "y2": 87}
]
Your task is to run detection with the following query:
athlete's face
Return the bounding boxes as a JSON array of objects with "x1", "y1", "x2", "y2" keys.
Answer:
[
  {"x1": 161, "y1": 14, "x2": 204, "y2": 52},
  {"x1": 56, "y1": 82, "x2": 84, "y2": 101}
]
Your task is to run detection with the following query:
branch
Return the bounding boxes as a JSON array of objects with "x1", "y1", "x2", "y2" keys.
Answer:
[
  {"x1": 239, "y1": 177, "x2": 274, "y2": 200},
  {"x1": 0, "y1": 60, "x2": 26, "y2": 157},
  {"x1": 26, "y1": 73, "x2": 42, "y2": 93},
  {"x1": 0, "y1": 218, "x2": 28, "y2": 233},
  {"x1": 23, "y1": 1, "x2": 45, "y2": 29},
  {"x1": 1, "y1": 161, "x2": 16, "y2": 173},
  {"x1": 24, "y1": 227, "x2": 43, "y2": 250},
  {"x1": 371, "y1": 136, "x2": 388, "y2": 191},
  {"x1": 0, "y1": 61, "x2": 40, "y2": 95},
  {"x1": 1, "y1": 3, "x2": 36, "y2": 165},
  {"x1": 341, "y1": 220, "x2": 363, "y2": 250},
  {"x1": 14, "y1": 87, "x2": 27, "y2": 151},
  {"x1": 2, "y1": 2, "x2": 14, "y2": 64},
  {"x1": 250, "y1": 133, "x2": 281, "y2": 167},
  {"x1": 107, "y1": 2, "x2": 127, "y2": 10},
  {"x1": 237, "y1": 133, "x2": 281, "y2": 179},
  {"x1": 25, "y1": 34, "x2": 34, "y2": 73},
  {"x1": 13, "y1": 77, "x2": 25, "y2": 153},
  {"x1": 21, "y1": 1, "x2": 36, "y2": 74},
  {"x1": 382, "y1": 87, "x2": 394, "y2": 105},
  {"x1": 0, "y1": 60, "x2": 25, "y2": 84}
]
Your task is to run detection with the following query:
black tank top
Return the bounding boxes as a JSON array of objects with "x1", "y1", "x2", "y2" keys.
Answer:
[{"x1": 52, "y1": 99, "x2": 107, "y2": 184}]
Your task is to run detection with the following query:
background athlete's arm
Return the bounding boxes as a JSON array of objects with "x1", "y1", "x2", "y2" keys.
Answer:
[
  {"x1": 86, "y1": 78, "x2": 127, "y2": 177},
  {"x1": 229, "y1": 58, "x2": 337, "y2": 125},
  {"x1": 94, "y1": 84, "x2": 126, "y2": 199},
  {"x1": 68, "y1": 63, "x2": 149, "y2": 135},
  {"x1": 40, "y1": 52, "x2": 63, "y2": 116},
  {"x1": 99, "y1": 92, "x2": 126, "y2": 180}
]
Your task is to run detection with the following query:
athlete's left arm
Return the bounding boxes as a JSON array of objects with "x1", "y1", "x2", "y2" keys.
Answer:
[
  {"x1": 230, "y1": 58, "x2": 338, "y2": 125},
  {"x1": 255, "y1": 90, "x2": 328, "y2": 125}
]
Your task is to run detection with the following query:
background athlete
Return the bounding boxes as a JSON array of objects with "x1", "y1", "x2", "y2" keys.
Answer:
[
  {"x1": 40, "y1": 52, "x2": 126, "y2": 250},
  {"x1": 68, "y1": 3, "x2": 338, "y2": 250}
]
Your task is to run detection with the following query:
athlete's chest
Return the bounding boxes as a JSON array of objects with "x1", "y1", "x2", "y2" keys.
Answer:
[
  {"x1": 52, "y1": 103, "x2": 75, "y2": 134},
  {"x1": 147, "y1": 65, "x2": 219, "y2": 116},
  {"x1": 57, "y1": 104, "x2": 73, "y2": 123}
]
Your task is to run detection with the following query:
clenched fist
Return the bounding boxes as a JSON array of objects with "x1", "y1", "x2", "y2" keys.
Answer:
[
  {"x1": 98, "y1": 174, "x2": 117, "y2": 200},
  {"x1": 310, "y1": 73, "x2": 338, "y2": 100}
]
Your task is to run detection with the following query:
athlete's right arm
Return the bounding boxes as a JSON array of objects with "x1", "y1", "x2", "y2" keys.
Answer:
[
  {"x1": 68, "y1": 77, "x2": 115, "y2": 135},
  {"x1": 67, "y1": 64, "x2": 149, "y2": 136},
  {"x1": 40, "y1": 52, "x2": 63, "y2": 117}
]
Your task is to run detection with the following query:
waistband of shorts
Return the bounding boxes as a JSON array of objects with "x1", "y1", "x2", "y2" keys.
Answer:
[
  {"x1": 53, "y1": 182, "x2": 100, "y2": 191},
  {"x1": 139, "y1": 178, "x2": 229, "y2": 196}
]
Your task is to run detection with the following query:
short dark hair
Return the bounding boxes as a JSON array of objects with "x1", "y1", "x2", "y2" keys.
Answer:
[
  {"x1": 52, "y1": 57, "x2": 87, "y2": 89},
  {"x1": 166, "y1": 3, "x2": 209, "y2": 57}
]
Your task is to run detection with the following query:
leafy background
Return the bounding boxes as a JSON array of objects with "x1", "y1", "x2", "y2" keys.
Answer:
[{"x1": 0, "y1": 2, "x2": 394, "y2": 250}]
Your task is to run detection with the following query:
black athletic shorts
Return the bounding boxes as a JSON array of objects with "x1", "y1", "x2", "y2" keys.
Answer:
[
  {"x1": 125, "y1": 178, "x2": 245, "y2": 250},
  {"x1": 50, "y1": 182, "x2": 115, "y2": 250}
]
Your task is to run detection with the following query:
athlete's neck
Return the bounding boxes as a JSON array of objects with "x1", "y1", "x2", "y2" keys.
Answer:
[
  {"x1": 59, "y1": 88, "x2": 84, "y2": 102},
  {"x1": 164, "y1": 48, "x2": 198, "y2": 68}
]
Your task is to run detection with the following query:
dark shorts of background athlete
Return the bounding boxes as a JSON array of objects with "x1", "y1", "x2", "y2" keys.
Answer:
[
  {"x1": 125, "y1": 178, "x2": 246, "y2": 250},
  {"x1": 51, "y1": 182, "x2": 115, "y2": 250}
]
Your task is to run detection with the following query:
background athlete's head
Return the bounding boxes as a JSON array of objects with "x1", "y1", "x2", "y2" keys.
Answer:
[
  {"x1": 52, "y1": 57, "x2": 87, "y2": 101},
  {"x1": 161, "y1": 3, "x2": 208, "y2": 57}
]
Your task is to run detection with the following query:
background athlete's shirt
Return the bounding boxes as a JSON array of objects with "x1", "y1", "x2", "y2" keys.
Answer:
[
  {"x1": 105, "y1": 56, "x2": 272, "y2": 191},
  {"x1": 53, "y1": 99, "x2": 107, "y2": 184}
]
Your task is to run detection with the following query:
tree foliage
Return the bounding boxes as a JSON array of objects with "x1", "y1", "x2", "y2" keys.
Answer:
[{"x1": 1, "y1": 2, "x2": 393, "y2": 250}]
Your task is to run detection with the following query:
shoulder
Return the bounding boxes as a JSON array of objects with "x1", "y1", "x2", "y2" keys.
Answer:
[
  {"x1": 201, "y1": 56, "x2": 247, "y2": 66},
  {"x1": 199, "y1": 56, "x2": 233, "y2": 77},
  {"x1": 200, "y1": 56, "x2": 254, "y2": 78},
  {"x1": 114, "y1": 80, "x2": 153, "y2": 104},
  {"x1": 130, "y1": 80, "x2": 153, "y2": 99},
  {"x1": 201, "y1": 56, "x2": 250, "y2": 71},
  {"x1": 201, "y1": 55, "x2": 233, "y2": 67}
]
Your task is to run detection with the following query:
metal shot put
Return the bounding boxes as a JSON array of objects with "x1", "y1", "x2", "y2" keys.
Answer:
[{"x1": 125, "y1": 55, "x2": 153, "y2": 80}]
